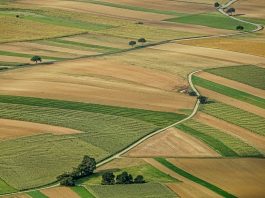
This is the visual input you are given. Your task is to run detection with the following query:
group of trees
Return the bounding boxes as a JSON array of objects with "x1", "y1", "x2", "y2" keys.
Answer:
[
  {"x1": 101, "y1": 171, "x2": 145, "y2": 185},
  {"x1": 129, "y1": 38, "x2": 147, "y2": 47},
  {"x1": 57, "y1": 155, "x2": 96, "y2": 186}
]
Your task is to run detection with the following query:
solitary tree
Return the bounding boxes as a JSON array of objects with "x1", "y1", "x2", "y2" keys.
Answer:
[
  {"x1": 102, "y1": 172, "x2": 115, "y2": 185},
  {"x1": 138, "y1": 38, "x2": 146, "y2": 46},
  {"x1": 134, "y1": 175, "x2": 145, "y2": 184},
  {"x1": 214, "y1": 2, "x2": 220, "y2": 8},
  {"x1": 236, "y1": 25, "x2": 244, "y2": 31},
  {"x1": 198, "y1": 96, "x2": 208, "y2": 104},
  {"x1": 116, "y1": 171, "x2": 133, "y2": 184},
  {"x1": 31, "y1": 56, "x2": 42, "y2": 64},
  {"x1": 129, "y1": 41, "x2": 137, "y2": 48},
  {"x1": 226, "y1": 7, "x2": 235, "y2": 15}
]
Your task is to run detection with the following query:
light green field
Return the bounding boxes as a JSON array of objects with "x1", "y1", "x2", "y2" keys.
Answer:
[
  {"x1": 206, "y1": 65, "x2": 265, "y2": 90},
  {"x1": 201, "y1": 102, "x2": 265, "y2": 136},
  {"x1": 177, "y1": 120, "x2": 262, "y2": 157},
  {"x1": 71, "y1": 186, "x2": 96, "y2": 198},
  {"x1": 87, "y1": 183, "x2": 178, "y2": 198},
  {"x1": 166, "y1": 13, "x2": 256, "y2": 31},
  {"x1": 0, "y1": 178, "x2": 17, "y2": 195},
  {"x1": 27, "y1": 191, "x2": 48, "y2": 198},
  {"x1": 193, "y1": 76, "x2": 265, "y2": 109}
]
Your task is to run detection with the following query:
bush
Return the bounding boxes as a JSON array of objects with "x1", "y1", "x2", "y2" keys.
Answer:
[
  {"x1": 134, "y1": 175, "x2": 145, "y2": 184},
  {"x1": 214, "y1": 2, "x2": 220, "y2": 8},
  {"x1": 116, "y1": 171, "x2": 133, "y2": 184},
  {"x1": 102, "y1": 172, "x2": 115, "y2": 185},
  {"x1": 198, "y1": 96, "x2": 208, "y2": 104},
  {"x1": 188, "y1": 90, "x2": 197, "y2": 96},
  {"x1": 60, "y1": 176, "x2": 75, "y2": 186}
]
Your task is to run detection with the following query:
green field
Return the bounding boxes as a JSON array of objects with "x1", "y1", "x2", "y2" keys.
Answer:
[
  {"x1": 166, "y1": 13, "x2": 256, "y2": 31},
  {"x1": 177, "y1": 120, "x2": 262, "y2": 157},
  {"x1": 206, "y1": 65, "x2": 265, "y2": 90},
  {"x1": 71, "y1": 186, "x2": 96, "y2": 198},
  {"x1": 83, "y1": 163, "x2": 178, "y2": 185},
  {"x1": 201, "y1": 102, "x2": 265, "y2": 136},
  {"x1": 193, "y1": 76, "x2": 265, "y2": 109},
  {"x1": 0, "y1": 178, "x2": 17, "y2": 195},
  {"x1": 155, "y1": 158, "x2": 236, "y2": 198},
  {"x1": 27, "y1": 191, "x2": 48, "y2": 198},
  {"x1": 87, "y1": 183, "x2": 178, "y2": 198}
]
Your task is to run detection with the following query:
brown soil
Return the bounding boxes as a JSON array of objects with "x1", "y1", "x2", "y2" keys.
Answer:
[
  {"x1": 196, "y1": 86, "x2": 265, "y2": 117},
  {"x1": 195, "y1": 112, "x2": 265, "y2": 153},
  {"x1": 0, "y1": 118, "x2": 80, "y2": 140},
  {"x1": 169, "y1": 158, "x2": 265, "y2": 198},
  {"x1": 41, "y1": 187, "x2": 80, "y2": 198},
  {"x1": 125, "y1": 127, "x2": 220, "y2": 157},
  {"x1": 197, "y1": 72, "x2": 265, "y2": 98},
  {"x1": 0, "y1": 55, "x2": 30, "y2": 63},
  {"x1": 144, "y1": 158, "x2": 221, "y2": 198}
]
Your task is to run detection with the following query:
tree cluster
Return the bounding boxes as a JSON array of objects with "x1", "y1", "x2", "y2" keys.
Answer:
[
  {"x1": 129, "y1": 38, "x2": 147, "y2": 47},
  {"x1": 101, "y1": 171, "x2": 145, "y2": 185},
  {"x1": 57, "y1": 155, "x2": 96, "y2": 186}
]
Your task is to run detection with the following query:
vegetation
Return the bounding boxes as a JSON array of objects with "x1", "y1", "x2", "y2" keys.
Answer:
[
  {"x1": 102, "y1": 172, "x2": 116, "y2": 185},
  {"x1": 71, "y1": 186, "x2": 96, "y2": 198},
  {"x1": 101, "y1": 171, "x2": 145, "y2": 185},
  {"x1": 193, "y1": 76, "x2": 265, "y2": 109},
  {"x1": 198, "y1": 95, "x2": 208, "y2": 104},
  {"x1": 177, "y1": 120, "x2": 262, "y2": 157},
  {"x1": 31, "y1": 55, "x2": 42, "y2": 64},
  {"x1": 155, "y1": 158, "x2": 237, "y2": 198},
  {"x1": 202, "y1": 102, "x2": 265, "y2": 136},
  {"x1": 226, "y1": 7, "x2": 236, "y2": 16},
  {"x1": 236, "y1": 25, "x2": 244, "y2": 31},
  {"x1": 129, "y1": 41, "x2": 137, "y2": 48},
  {"x1": 27, "y1": 191, "x2": 48, "y2": 198},
  {"x1": 206, "y1": 65, "x2": 265, "y2": 90},
  {"x1": 166, "y1": 13, "x2": 255, "y2": 31},
  {"x1": 87, "y1": 183, "x2": 178, "y2": 198},
  {"x1": 214, "y1": 2, "x2": 220, "y2": 8},
  {"x1": 138, "y1": 38, "x2": 147, "y2": 45},
  {"x1": 0, "y1": 178, "x2": 17, "y2": 195}
]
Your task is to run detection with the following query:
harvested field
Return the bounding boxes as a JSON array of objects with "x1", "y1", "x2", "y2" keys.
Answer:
[
  {"x1": 197, "y1": 71, "x2": 265, "y2": 98},
  {"x1": 41, "y1": 187, "x2": 79, "y2": 198},
  {"x1": 233, "y1": 0, "x2": 265, "y2": 19},
  {"x1": 0, "y1": 55, "x2": 30, "y2": 63},
  {"x1": 169, "y1": 158, "x2": 265, "y2": 198},
  {"x1": 197, "y1": 86, "x2": 265, "y2": 117},
  {"x1": 0, "y1": 118, "x2": 80, "y2": 140},
  {"x1": 125, "y1": 127, "x2": 220, "y2": 157},
  {"x1": 195, "y1": 112, "x2": 265, "y2": 153},
  {"x1": 2, "y1": 194, "x2": 30, "y2": 198},
  {"x1": 0, "y1": 58, "x2": 195, "y2": 113}
]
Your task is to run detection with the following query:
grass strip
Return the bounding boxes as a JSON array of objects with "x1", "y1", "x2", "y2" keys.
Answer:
[
  {"x1": 71, "y1": 186, "x2": 96, "y2": 198},
  {"x1": 193, "y1": 76, "x2": 265, "y2": 109},
  {"x1": 27, "y1": 190, "x2": 48, "y2": 198},
  {"x1": 155, "y1": 158, "x2": 237, "y2": 198}
]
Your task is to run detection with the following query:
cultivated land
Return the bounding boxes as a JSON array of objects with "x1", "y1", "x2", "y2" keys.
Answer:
[{"x1": 1, "y1": 0, "x2": 265, "y2": 197}]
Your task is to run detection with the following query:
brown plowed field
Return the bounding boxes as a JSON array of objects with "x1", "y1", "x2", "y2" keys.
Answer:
[
  {"x1": 0, "y1": 119, "x2": 80, "y2": 140},
  {"x1": 197, "y1": 72, "x2": 265, "y2": 98},
  {"x1": 41, "y1": 187, "x2": 79, "y2": 198},
  {"x1": 144, "y1": 158, "x2": 220, "y2": 198},
  {"x1": 195, "y1": 113, "x2": 265, "y2": 153},
  {"x1": 125, "y1": 128, "x2": 220, "y2": 157},
  {"x1": 0, "y1": 58, "x2": 195, "y2": 113},
  {"x1": 169, "y1": 158, "x2": 265, "y2": 198},
  {"x1": 196, "y1": 86, "x2": 265, "y2": 117}
]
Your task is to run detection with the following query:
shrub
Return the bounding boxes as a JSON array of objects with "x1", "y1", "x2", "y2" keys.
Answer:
[
  {"x1": 198, "y1": 96, "x2": 208, "y2": 104},
  {"x1": 116, "y1": 172, "x2": 133, "y2": 184},
  {"x1": 134, "y1": 175, "x2": 145, "y2": 184},
  {"x1": 102, "y1": 172, "x2": 115, "y2": 185}
]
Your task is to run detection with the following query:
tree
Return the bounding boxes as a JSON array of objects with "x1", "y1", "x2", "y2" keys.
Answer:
[
  {"x1": 129, "y1": 41, "x2": 136, "y2": 48},
  {"x1": 214, "y1": 2, "x2": 220, "y2": 8},
  {"x1": 198, "y1": 96, "x2": 208, "y2": 104},
  {"x1": 188, "y1": 90, "x2": 197, "y2": 96},
  {"x1": 77, "y1": 155, "x2": 96, "y2": 177},
  {"x1": 226, "y1": 7, "x2": 235, "y2": 15},
  {"x1": 138, "y1": 38, "x2": 146, "y2": 46},
  {"x1": 134, "y1": 175, "x2": 145, "y2": 184},
  {"x1": 60, "y1": 176, "x2": 75, "y2": 186},
  {"x1": 31, "y1": 56, "x2": 42, "y2": 64},
  {"x1": 236, "y1": 25, "x2": 244, "y2": 31},
  {"x1": 102, "y1": 172, "x2": 115, "y2": 185},
  {"x1": 116, "y1": 171, "x2": 133, "y2": 184}
]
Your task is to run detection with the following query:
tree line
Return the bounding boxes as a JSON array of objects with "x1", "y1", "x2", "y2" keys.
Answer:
[{"x1": 102, "y1": 171, "x2": 145, "y2": 185}]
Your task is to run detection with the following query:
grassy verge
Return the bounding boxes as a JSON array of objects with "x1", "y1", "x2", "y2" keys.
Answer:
[
  {"x1": 206, "y1": 65, "x2": 265, "y2": 90},
  {"x1": 166, "y1": 13, "x2": 255, "y2": 31},
  {"x1": 193, "y1": 76, "x2": 265, "y2": 109},
  {"x1": 71, "y1": 186, "x2": 96, "y2": 198},
  {"x1": 201, "y1": 102, "x2": 265, "y2": 136},
  {"x1": 177, "y1": 120, "x2": 262, "y2": 157},
  {"x1": 155, "y1": 158, "x2": 236, "y2": 198},
  {"x1": 27, "y1": 190, "x2": 48, "y2": 198}
]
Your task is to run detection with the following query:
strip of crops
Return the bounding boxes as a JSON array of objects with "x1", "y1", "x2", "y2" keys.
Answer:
[
  {"x1": 71, "y1": 186, "x2": 96, "y2": 198},
  {"x1": 193, "y1": 76, "x2": 265, "y2": 109},
  {"x1": 201, "y1": 102, "x2": 265, "y2": 136},
  {"x1": 206, "y1": 65, "x2": 265, "y2": 90},
  {"x1": 155, "y1": 158, "x2": 237, "y2": 198},
  {"x1": 87, "y1": 183, "x2": 177, "y2": 198},
  {"x1": 27, "y1": 191, "x2": 48, "y2": 198},
  {"x1": 177, "y1": 120, "x2": 262, "y2": 157}
]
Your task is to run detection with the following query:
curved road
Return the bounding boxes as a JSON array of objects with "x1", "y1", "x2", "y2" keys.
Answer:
[{"x1": 0, "y1": 0, "x2": 263, "y2": 196}]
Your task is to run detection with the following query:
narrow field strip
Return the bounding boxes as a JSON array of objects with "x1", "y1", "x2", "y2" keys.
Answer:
[
  {"x1": 71, "y1": 186, "x2": 95, "y2": 198},
  {"x1": 27, "y1": 191, "x2": 48, "y2": 198},
  {"x1": 0, "y1": 178, "x2": 17, "y2": 195},
  {"x1": 202, "y1": 102, "x2": 265, "y2": 136},
  {"x1": 176, "y1": 120, "x2": 262, "y2": 157},
  {"x1": 193, "y1": 76, "x2": 265, "y2": 109},
  {"x1": 206, "y1": 65, "x2": 265, "y2": 90},
  {"x1": 155, "y1": 158, "x2": 236, "y2": 198}
]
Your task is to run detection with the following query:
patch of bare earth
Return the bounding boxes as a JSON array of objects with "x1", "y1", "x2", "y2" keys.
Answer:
[
  {"x1": 0, "y1": 58, "x2": 195, "y2": 113},
  {"x1": 41, "y1": 187, "x2": 79, "y2": 198},
  {"x1": 169, "y1": 158, "x2": 265, "y2": 198},
  {"x1": 0, "y1": 119, "x2": 80, "y2": 140},
  {"x1": 144, "y1": 158, "x2": 221, "y2": 198},
  {"x1": 195, "y1": 112, "x2": 265, "y2": 154},
  {"x1": 197, "y1": 72, "x2": 265, "y2": 98},
  {"x1": 125, "y1": 127, "x2": 219, "y2": 157}
]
